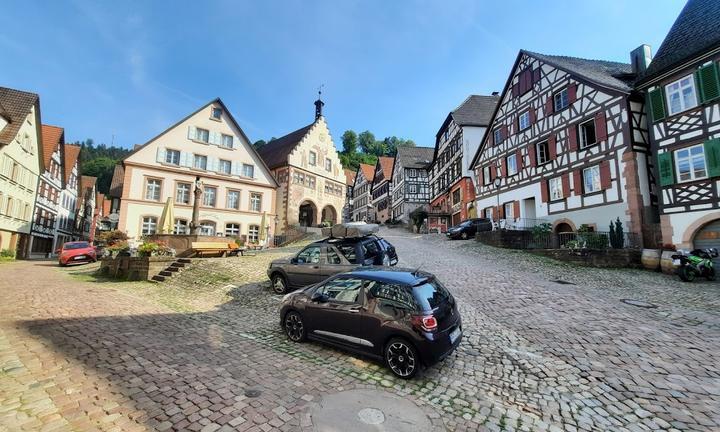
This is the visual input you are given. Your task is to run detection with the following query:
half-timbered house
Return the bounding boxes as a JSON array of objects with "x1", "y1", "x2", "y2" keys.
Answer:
[
  {"x1": 470, "y1": 50, "x2": 652, "y2": 242},
  {"x1": 55, "y1": 143, "x2": 80, "y2": 246},
  {"x1": 635, "y1": 0, "x2": 720, "y2": 253},
  {"x1": 390, "y1": 146, "x2": 433, "y2": 223},
  {"x1": 343, "y1": 168, "x2": 355, "y2": 222},
  {"x1": 428, "y1": 95, "x2": 498, "y2": 232},
  {"x1": 351, "y1": 163, "x2": 374, "y2": 222},
  {"x1": 370, "y1": 156, "x2": 394, "y2": 223}
]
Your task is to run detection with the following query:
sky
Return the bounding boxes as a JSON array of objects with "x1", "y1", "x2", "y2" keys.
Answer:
[{"x1": 1, "y1": 0, "x2": 686, "y2": 150}]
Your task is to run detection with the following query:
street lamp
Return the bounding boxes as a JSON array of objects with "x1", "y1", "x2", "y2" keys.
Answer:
[{"x1": 493, "y1": 176, "x2": 502, "y2": 228}]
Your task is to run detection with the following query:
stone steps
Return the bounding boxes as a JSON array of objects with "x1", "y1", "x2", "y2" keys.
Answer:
[{"x1": 151, "y1": 258, "x2": 193, "y2": 283}]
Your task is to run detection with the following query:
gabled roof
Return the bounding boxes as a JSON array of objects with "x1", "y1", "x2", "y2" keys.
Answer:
[
  {"x1": 524, "y1": 50, "x2": 634, "y2": 93},
  {"x1": 108, "y1": 164, "x2": 125, "y2": 198},
  {"x1": 372, "y1": 156, "x2": 394, "y2": 188},
  {"x1": 358, "y1": 163, "x2": 375, "y2": 184},
  {"x1": 0, "y1": 86, "x2": 39, "y2": 147},
  {"x1": 637, "y1": 0, "x2": 720, "y2": 85},
  {"x1": 344, "y1": 168, "x2": 356, "y2": 186},
  {"x1": 395, "y1": 146, "x2": 434, "y2": 170},
  {"x1": 81, "y1": 176, "x2": 97, "y2": 193},
  {"x1": 63, "y1": 144, "x2": 81, "y2": 185},
  {"x1": 451, "y1": 95, "x2": 501, "y2": 127},
  {"x1": 41, "y1": 124, "x2": 64, "y2": 170},
  {"x1": 257, "y1": 123, "x2": 315, "y2": 170}
]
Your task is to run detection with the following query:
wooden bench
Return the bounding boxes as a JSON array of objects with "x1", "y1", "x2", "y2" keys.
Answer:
[{"x1": 190, "y1": 241, "x2": 235, "y2": 257}]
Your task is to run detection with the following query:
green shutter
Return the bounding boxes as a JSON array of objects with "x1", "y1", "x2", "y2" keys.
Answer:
[
  {"x1": 704, "y1": 138, "x2": 720, "y2": 178},
  {"x1": 648, "y1": 88, "x2": 666, "y2": 122},
  {"x1": 658, "y1": 152, "x2": 674, "y2": 186},
  {"x1": 696, "y1": 63, "x2": 720, "y2": 103}
]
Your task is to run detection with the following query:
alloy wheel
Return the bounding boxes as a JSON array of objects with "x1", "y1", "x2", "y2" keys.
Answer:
[
  {"x1": 284, "y1": 312, "x2": 305, "y2": 342},
  {"x1": 272, "y1": 275, "x2": 287, "y2": 294},
  {"x1": 386, "y1": 341, "x2": 417, "y2": 378}
]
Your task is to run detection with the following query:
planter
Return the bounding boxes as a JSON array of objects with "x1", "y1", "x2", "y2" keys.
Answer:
[
  {"x1": 660, "y1": 250, "x2": 678, "y2": 275},
  {"x1": 641, "y1": 248, "x2": 661, "y2": 271}
]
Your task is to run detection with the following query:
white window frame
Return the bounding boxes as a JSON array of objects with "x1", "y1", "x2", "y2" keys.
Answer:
[
  {"x1": 583, "y1": 165, "x2": 601, "y2": 194},
  {"x1": 506, "y1": 154, "x2": 518, "y2": 176},
  {"x1": 504, "y1": 202, "x2": 514, "y2": 219},
  {"x1": 242, "y1": 164, "x2": 254, "y2": 178},
  {"x1": 203, "y1": 186, "x2": 217, "y2": 207},
  {"x1": 145, "y1": 179, "x2": 162, "y2": 201},
  {"x1": 173, "y1": 218, "x2": 188, "y2": 235},
  {"x1": 225, "y1": 223, "x2": 240, "y2": 237},
  {"x1": 309, "y1": 151, "x2": 317, "y2": 166},
  {"x1": 665, "y1": 74, "x2": 699, "y2": 116},
  {"x1": 176, "y1": 182, "x2": 191, "y2": 205},
  {"x1": 325, "y1": 158, "x2": 332, "y2": 171},
  {"x1": 221, "y1": 134, "x2": 233, "y2": 148},
  {"x1": 494, "y1": 129, "x2": 502, "y2": 144},
  {"x1": 519, "y1": 110, "x2": 531, "y2": 130},
  {"x1": 554, "y1": 88, "x2": 569, "y2": 111},
  {"x1": 199, "y1": 221, "x2": 216, "y2": 236},
  {"x1": 165, "y1": 149, "x2": 180, "y2": 165},
  {"x1": 250, "y1": 193, "x2": 262, "y2": 212},
  {"x1": 219, "y1": 159, "x2": 231, "y2": 175},
  {"x1": 195, "y1": 128, "x2": 210, "y2": 143},
  {"x1": 536, "y1": 141, "x2": 549, "y2": 165},
  {"x1": 549, "y1": 177, "x2": 563, "y2": 201},
  {"x1": 211, "y1": 107, "x2": 222, "y2": 119},
  {"x1": 674, "y1": 143, "x2": 707, "y2": 182},
  {"x1": 227, "y1": 190, "x2": 240, "y2": 209},
  {"x1": 193, "y1": 154, "x2": 207, "y2": 170},
  {"x1": 483, "y1": 166, "x2": 491, "y2": 185},
  {"x1": 141, "y1": 216, "x2": 157, "y2": 235},
  {"x1": 248, "y1": 225, "x2": 260, "y2": 243},
  {"x1": 578, "y1": 119, "x2": 597, "y2": 149}
]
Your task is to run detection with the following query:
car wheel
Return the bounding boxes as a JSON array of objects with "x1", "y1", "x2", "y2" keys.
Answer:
[
  {"x1": 271, "y1": 273, "x2": 289, "y2": 294},
  {"x1": 382, "y1": 254, "x2": 390, "y2": 266},
  {"x1": 385, "y1": 338, "x2": 419, "y2": 379},
  {"x1": 284, "y1": 311, "x2": 306, "y2": 342},
  {"x1": 461, "y1": 232, "x2": 468, "y2": 240}
]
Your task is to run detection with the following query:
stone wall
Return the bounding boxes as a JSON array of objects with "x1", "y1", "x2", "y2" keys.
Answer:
[
  {"x1": 146, "y1": 234, "x2": 223, "y2": 256},
  {"x1": 99, "y1": 256, "x2": 176, "y2": 281},
  {"x1": 527, "y1": 248, "x2": 642, "y2": 268}
]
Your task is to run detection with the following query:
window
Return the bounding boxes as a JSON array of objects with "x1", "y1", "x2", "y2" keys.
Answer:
[
  {"x1": 193, "y1": 154, "x2": 207, "y2": 170},
  {"x1": 549, "y1": 177, "x2": 563, "y2": 201},
  {"x1": 583, "y1": 165, "x2": 601, "y2": 193},
  {"x1": 173, "y1": 218, "x2": 188, "y2": 235},
  {"x1": 307, "y1": 175, "x2": 316, "y2": 189},
  {"x1": 325, "y1": 158, "x2": 332, "y2": 171},
  {"x1": 666, "y1": 74, "x2": 698, "y2": 115},
  {"x1": 675, "y1": 144, "x2": 707, "y2": 182},
  {"x1": 579, "y1": 119, "x2": 597, "y2": 149},
  {"x1": 408, "y1": 184, "x2": 418, "y2": 193},
  {"x1": 494, "y1": 129, "x2": 502, "y2": 145},
  {"x1": 145, "y1": 179, "x2": 162, "y2": 201},
  {"x1": 248, "y1": 225, "x2": 260, "y2": 243},
  {"x1": 484, "y1": 208, "x2": 493, "y2": 219},
  {"x1": 242, "y1": 164, "x2": 254, "y2": 178},
  {"x1": 317, "y1": 277, "x2": 364, "y2": 303},
  {"x1": 219, "y1": 159, "x2": 231, "y2": 175},
  {"x1": 554, "y1": 88, "x2": 569, "y2": 111},
  {"x1": 227, "y1": 190, "x2": 240, "y2": 209},
  {"x1": 483, "y1": 166, "x2": 491, "y2": 185},
  {"x1": 309, "y1": 151, "x2": 317, "y2": 166},
  {"x1": 225, "y1": 223, "x2": 240, "y2": 237},
  {"x1": 141, "y1": 216, "x2": 157, "y2": 235},
  {"x1": 199, "y1": 221, "x2": 216, "y2": 236},
  {"x1": 369, "y1": 282, "x2": 417, "y2": 311},
  {"x1": 211, "y1": 107, "x2": 222, "y2": 119},
  {"x1": 176, "y1": 182, "x2": 191, "y2": 204},
  {"x1": 203, "y1": 186, "x2": 217, "y2": 207},
  {"x1": 337, "y1": 244, "x2": 357, "y2": 263},
  {"x1": 519, "y1": 110, "x2": 531, "y2": 130},
  {"x1": 195, "y1": 128, "x2": 210, "y2": 143},
  {"x1": 536, "y1": 141, "x2": 549, "y2": 165},
  {"x1": 165, "y1": 149, "x2": 180, "y2": 165},
  {"x1": 221, "y1": 134, "x2": 233, "y2": 148},
  {"x1": 504, "y1": 202, "x2": 514, "y2": 219},
  {"x1": 452, "y1": 188, "x2": 461, "y2": 204},
  {"x1": 327, "y1": 249, "x2": 342, "y2": 265},
  {"x1": 408, "y1": 169, "x2": 417, "y2": 178},
  {"x1": 250, "y1": 193, "x2": 262, "y2": 212},
  {"x1": 444, "y1": 130, "x2": 449, "y2": 141},
  {"x1": 506, "y1": 154, "x2": 518, "y2": 176}
]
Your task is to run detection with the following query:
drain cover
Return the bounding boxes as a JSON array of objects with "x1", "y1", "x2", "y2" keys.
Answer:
[
  {"x1": 551, "y1": 279, "x2": 576, "y2": 285},
  {"x1": 358, "y1": 408, "x2": 385, "y2": 425},
  {"x1": 244, "y1": 389, "x2": 261, "y2": 398},
  {"x1": 620, "y1": 299, "x2": 657, "y2": 308}
]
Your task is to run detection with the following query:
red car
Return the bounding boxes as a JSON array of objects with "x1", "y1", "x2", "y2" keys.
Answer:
[{"x1": 58, "y1": 241, "x2": 97, "y2": 266}]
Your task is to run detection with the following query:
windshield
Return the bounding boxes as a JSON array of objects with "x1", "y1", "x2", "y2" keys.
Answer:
[
  {"x1": 412, "y1": 279, "x2": 451, "y2": 311},
  {"x1": 64, "y1": 242, "x2": 90, "y2": 250},
  {"x1": 459, "y1": 221, "x2": 472, "y2": 227}
]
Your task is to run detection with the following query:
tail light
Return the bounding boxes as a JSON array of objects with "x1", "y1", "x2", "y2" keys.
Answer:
[{"x1": 411, "y1": 314, "x2": 438, "y2": 332}]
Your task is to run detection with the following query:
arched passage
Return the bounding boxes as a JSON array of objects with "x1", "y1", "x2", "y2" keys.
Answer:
[
  {"x1": 299, "y1": 200, "x2": 317, "y2": 227},
  {"x1": 321, "y1": 205, "x2": 338, "y2": 225}
]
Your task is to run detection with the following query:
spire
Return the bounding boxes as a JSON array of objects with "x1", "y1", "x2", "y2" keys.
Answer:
[{"x1": 314, "y1": 85, "x2": 324, "y2": 120}]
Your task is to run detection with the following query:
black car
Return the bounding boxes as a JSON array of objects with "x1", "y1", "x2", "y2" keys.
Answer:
[
  {"x1": 267, "y1": 235, "x2": 398, "y2": 294},
  {"x1": 278, "y1": 267, "x2": 462, "y2": 378},
  {"x1": 446, "y1": 218, "x2": 493, "y2": 240}
]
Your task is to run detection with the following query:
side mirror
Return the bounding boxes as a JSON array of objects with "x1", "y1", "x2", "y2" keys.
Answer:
[
  {"x1": 290, "y1": 257, "x2": 297, "y2": 264},
  {"x1": 311, "y1": 292, "x2": 329, "y2": 303}
]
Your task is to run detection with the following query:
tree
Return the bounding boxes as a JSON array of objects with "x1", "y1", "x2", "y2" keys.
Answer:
[
  {"x1": 82, "y1": 157, "x2": 118, "y2": 194},
  {"x1": 357, "y1": 131, "x2": 376, "y2": 154},
  {"x1": 341, "y1": 130, "x2": 358, "y2": 154},
  {"x1": 253, "y1": 139, "x2": 267, "y2": 150}
]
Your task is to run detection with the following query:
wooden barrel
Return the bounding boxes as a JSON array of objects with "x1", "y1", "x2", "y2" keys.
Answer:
[
  {"x1": 660, "y1": 250, "x2": 678, "y2": 274},
  {"x1": 641, "y1": 248, "x2": 661, "y2": 271}
]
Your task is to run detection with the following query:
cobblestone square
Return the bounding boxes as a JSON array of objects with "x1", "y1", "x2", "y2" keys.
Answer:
[{"x1": 1, "y1": 228, "x2": 719, "y2": 431}]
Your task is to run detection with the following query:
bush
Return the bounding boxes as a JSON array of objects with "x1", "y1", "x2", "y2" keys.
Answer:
[
  {"x1": 0, "y1": 249, "x2": 15, "y2": 258},
  {"x1": 137, "y1": 240, "x2": 174, "y2": 257},
  {"x1": 583, "y1": 233, "x2": 608, "y2": 249},
  {"x1": 531, "y1": 222, "x2": 552, "y2": 239},
  {"x1": 96, "y1": 230, "x2": 128, "y2": 246},
  {"x1": 609, "y1": 217, "x2": 624, "y2": 249}
]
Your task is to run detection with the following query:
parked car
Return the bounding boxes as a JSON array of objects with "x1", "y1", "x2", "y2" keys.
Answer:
[
  {"x1": 446, "y1": 218, "x2": 493, "y2": 240},
  {"x1": 278, "y1": 267, "x2": 462, "y2": 378},
  {"x1": 58, "y1": 241, "x2": 97, "y2": 266},
  {"x1": 267, "y1": 234, "x2": 399, "y2": 294}
]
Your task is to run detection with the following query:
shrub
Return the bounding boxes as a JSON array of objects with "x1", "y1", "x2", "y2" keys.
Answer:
[
  {"x1": 137, "y1": 240, "x2": 174, "y2": 257},
  {"x1": 609, "y1": 217, "x2": 624, "y2": 249},
  {"x1": 583, "y1": 233, "x2": 608, "y2": 249},
  {"x1": 0, "y1": 249, "x2": 15, "y2": 258},
  {"x1": 97, "y1": 230, "x2": 128, "y2": 246}
]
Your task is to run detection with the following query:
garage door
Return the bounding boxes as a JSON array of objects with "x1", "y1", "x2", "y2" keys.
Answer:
[{"x1": 693, "y1": 219, "x2": 720, "y2": 266}]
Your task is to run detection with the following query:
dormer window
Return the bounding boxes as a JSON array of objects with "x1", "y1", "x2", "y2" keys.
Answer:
[{"x1": 211, "y1": 107, "x2": 222, "y2": 120}]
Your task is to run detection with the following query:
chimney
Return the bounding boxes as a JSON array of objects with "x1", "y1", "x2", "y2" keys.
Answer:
[
  {"x1": 491, "y1": 91, "x2": 499, "y2": 96},
  {"x1": 630, "y1": 45, "x2": 652, "y2": 75}
]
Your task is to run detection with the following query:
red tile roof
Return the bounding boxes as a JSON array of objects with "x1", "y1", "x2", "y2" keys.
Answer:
[
  {"x1": 344, "y1": 168, "x2": 356, "y2": 186},
  {"x1": 378, "y1": 156, "x2": 394, "y2": 182},
  {"x1": 63, "y1": 144, "x2": 81, "y2": 185},
  {"x1": 40, "y1": 124, "x2": 64, "y2": 171},
  {"x1": 359, "y1": 163, "x2": 375, "y2": 183}
]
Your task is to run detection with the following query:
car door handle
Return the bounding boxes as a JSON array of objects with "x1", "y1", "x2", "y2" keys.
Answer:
[
  {"x1": 348, "y1": 307, "x2": 361, "y2": 313},
  {"x1": 312, "y1": 265, "x2": 319, "y2": 269}
]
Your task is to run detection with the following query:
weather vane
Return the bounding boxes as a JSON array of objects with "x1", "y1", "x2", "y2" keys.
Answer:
[{"x1": 317, "y1": 84, "x2": 324, "y2": 98}]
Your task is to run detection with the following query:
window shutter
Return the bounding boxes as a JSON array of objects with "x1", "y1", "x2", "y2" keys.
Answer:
[
  {"x1": 187, "y1": 126, "x2": 196, "y2": 140},
  {"x1": 544, "y1": 97, "x2": 553, "y2": 116},
  {"x1": 696, "y1": 63, "x2": 720, "y2": 103},
  {"x1": 568, "y1": 124, "x2": 578, "y2": 152},
  {"x1": 489, "y1": 130, "x2": 495, "y2": 147},
  {"x1": 562, "y1": 173, "x2": 570, "y2": 198},
  {"x1": 704, "y1": 138, "x2": 720, "y2": 178},
  {"x1": 512, "y1": 84, "x2": 519, "y2": 98},
  {"x1": 179, "y1": 151, "x2": 188, "y2": 167},
  {"x1": 548, "y1": 134, "x2": 557, "y2": 159},
  {"x1": 529, "y1": 108, "x2": 536, "y2": 124},
  {"x1": 595, "y1": 111, "x2": 608, "y2": 142},
  {"x1": 541, "y1": 180, "x2": 549, "y2": 203},
  {"x1": 529, "y1": 143, "x2": 537, "y2": 167},
  {"x1": 600, "y1": 160, "x2": 611, "y2": 189},
  {"x1": 501, "y1": 125, "x2": 508, "y2": 140},
  {"x1": 513, "y1": 201, "x2": 520, "y2": 219},
  {"x1": 156, "y1": 147, "x2": 166, "y2": 163},
  {"x1": 568, "y1": 83, "x2": 577, "y2": 104},
  {"x1": 532, "y1": 68, "x2": 541, "y2": 85},
  {"x1": 573, "y1": 170, "x2": 583, "y2": 195},
  {"x1": 657, "y1": 152, "x2": 674, "y2": 186},
  {"x1": 499, "y1": 205, "x2": 505, "y2": 219},
  {"x1": 516, "y1": 149, "x2": 523, "y2": 170},
  {"x1": 648, "y1": 88, "x2": 667, "y2": 122},
  {"x1": 501, "y1": 157, "x2": 507, "y2": 177}
]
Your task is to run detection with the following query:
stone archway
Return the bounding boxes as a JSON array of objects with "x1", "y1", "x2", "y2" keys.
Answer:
[
  {"x1": 299, "y1": 201, "x2": 318, "y2": 227},
  {"x1": 321, "y1": 205, "x2": 338, "y2": 225},
  {"x1": 553, "y1": 219, "x2": 576, "y2": 233}
]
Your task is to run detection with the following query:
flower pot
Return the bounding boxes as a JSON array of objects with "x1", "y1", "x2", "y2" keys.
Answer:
[
  {"x1": 660, "y1": 250, "x2": 678, "y2": 274},
  {"x1": 641, "y1": 248, "x2": 661, "y2": 271}
]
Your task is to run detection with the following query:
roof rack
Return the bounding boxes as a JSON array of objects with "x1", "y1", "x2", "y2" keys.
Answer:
[{"x1": 322, "y1": 222, "x2": 379, "y2": 239}]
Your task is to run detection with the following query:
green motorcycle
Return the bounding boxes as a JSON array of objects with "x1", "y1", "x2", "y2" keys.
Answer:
[{"x1": 672, "y1": 248, "x2": 718, "y2": 282}]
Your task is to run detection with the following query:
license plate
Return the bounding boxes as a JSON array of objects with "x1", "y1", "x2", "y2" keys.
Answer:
[
  {"x1": 672, "y1": 259, "x2": 681, "y2": 266},
  {"x1": 73, "y1": 255, "x2": 85, "y2": 260},
  {"x1": 449, "y1": 327, "x2": 462, "y2": 344}
]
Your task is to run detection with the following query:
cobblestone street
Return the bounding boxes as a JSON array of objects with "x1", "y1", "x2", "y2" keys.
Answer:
[{"x1": 1, "y1": 228, "x2": 719, "y2": 431}]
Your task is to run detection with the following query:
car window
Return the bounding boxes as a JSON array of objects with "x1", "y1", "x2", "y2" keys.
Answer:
[
  {"x1": 368, "y1": 282, "x2": 417, "y2": 311},
  {"x1": 317, "y1": 277, "x2": 364, "y2": 303},
  {"x1": 337, "y1": 244, "x2": 358, "y2": 263},
  {"x1": 327, "y1": 248, "x2": 342, "y2": 265},
  {"x1": 412, "y1": 279, "x2": 451, "y2": 311},
  {"x1": 296, "y1": 246, "x2": 321, "y2": 264},
  {"x1": 64, "y1": 242, "x2": 90, "y2": 250},
  {"x1": 363, "y1": 241, "x2": 380, "y2": 258}
]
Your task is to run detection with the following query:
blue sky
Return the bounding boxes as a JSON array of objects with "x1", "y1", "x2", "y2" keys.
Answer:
[{"x1": 1, "y1": 0, "x2": 685, "y2": 150}]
